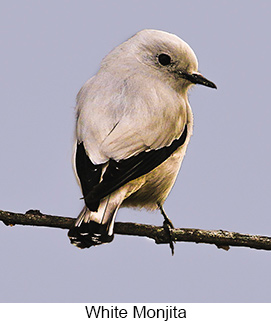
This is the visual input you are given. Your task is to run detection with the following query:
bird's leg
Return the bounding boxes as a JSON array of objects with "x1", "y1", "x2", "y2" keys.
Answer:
[{"x1": 157, "y1": 202, "x2": 175, "y2": 255}]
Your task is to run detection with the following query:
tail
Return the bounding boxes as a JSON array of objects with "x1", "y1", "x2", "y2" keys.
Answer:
[{"x1": 68, "y1": 195, "x2": 122, "y2": 249}]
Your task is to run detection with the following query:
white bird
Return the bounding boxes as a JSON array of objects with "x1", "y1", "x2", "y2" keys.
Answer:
[{"x1": 68, "y1": 29, "x2": 216, "y2": 249}]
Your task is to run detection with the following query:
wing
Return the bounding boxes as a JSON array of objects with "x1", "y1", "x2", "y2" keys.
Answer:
[
  {"x1": 75, "y1": 142, "x2": 105, "y2": 211},
  {"x1": 76, "y1": 73, "x2": 187, "y2": 164},
  {"x1": 83, "y1": 124, "x2": 187, "y2": 209},
  {"x1": 75, "y1": 73, "x2": 188, "y2": 211}
]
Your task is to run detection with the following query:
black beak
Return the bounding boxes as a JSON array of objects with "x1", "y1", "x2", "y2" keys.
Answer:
[{"x1": 181, "y1": 72, "x2": 217, "y2": 89}]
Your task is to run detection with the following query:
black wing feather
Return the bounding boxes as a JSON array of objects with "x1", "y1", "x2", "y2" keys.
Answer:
[
  {"x1": 84, "y1": 124, "x2": 188, "y2": 206},
  {"x1": 75, "y1": 142, "x2": 104, "y2": 211}
]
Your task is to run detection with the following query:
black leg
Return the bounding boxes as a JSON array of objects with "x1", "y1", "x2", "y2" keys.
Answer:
[{"x1": 157, "y1": 202, "x2": 175, "y2": 255}]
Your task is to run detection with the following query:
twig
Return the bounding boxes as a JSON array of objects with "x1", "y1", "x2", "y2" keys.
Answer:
[{"x1": 0, "y1": 209, "x2": 271, "y2": 251}]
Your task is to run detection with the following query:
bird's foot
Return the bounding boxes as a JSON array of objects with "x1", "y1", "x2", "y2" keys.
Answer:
[{"x1": 157, "y1": 202, "x2": 175, "y2": 256}]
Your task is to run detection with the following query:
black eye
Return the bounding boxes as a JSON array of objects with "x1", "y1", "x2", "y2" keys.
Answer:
[{"x1": 158, "y1": 53, "x2": 171, "y2": 66}]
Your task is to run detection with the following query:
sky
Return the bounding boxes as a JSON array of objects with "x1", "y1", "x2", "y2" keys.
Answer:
[{"x1": 1, "y1": 0, "x2": 271, "y2": 303}]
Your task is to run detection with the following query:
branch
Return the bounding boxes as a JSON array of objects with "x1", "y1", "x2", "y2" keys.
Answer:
[{"x1": 0, "y1": 209, "x2": 271, "y2": 251}]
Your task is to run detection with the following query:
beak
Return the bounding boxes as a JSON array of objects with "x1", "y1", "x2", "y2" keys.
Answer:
[{"x1": 181, "y1": 72, "x2": 217, "y2": 89}]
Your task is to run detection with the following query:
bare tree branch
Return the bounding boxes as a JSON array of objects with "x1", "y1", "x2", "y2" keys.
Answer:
[{"x1": 0, "y1": 209, "x2": 271, "y2": 251}]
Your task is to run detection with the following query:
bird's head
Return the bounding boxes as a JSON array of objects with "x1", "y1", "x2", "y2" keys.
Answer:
[
  {"x1": 135, "y1": 29, "x2": 217, "y2": 91},
  {"x1": 103, "y1": 29, "x2": 216, "y2": 93}
]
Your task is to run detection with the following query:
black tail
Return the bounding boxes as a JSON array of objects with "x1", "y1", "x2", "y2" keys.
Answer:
[
  {"x1": 68, "y1": 200, "x2": 118, "y2": 249},
  {"x1": 68, "y1": 221, "x2": 114, "y2": 248}
]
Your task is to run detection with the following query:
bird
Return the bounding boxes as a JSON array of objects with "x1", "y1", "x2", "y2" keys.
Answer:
[{"x1": 68, "y1": 29, "x2": 216, "y2": 249}]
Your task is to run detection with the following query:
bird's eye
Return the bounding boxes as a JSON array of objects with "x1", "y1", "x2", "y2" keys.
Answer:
[{"x1": 158, "y1": 53, "x2": 171, "y2": 66}]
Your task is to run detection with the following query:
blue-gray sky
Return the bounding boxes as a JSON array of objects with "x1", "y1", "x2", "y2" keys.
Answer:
[{"x1": 1, "y1": 0, "x2": 271, "y2": 302}]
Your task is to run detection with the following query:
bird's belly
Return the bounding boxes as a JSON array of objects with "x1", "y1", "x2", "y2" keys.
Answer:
[{"x1": 121, "y1": 145, "x2": 186, "y2": 210}]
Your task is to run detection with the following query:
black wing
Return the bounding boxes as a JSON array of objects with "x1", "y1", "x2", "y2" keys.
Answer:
[
  {"x1": 82, "y1": 124, "x2": 188, "y2": 209},
  {"x1": 75, "y1": 142, "x2": 104, "y2": 211}
]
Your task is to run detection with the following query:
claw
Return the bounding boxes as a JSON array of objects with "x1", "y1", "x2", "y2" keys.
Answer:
[{"x1": 157, "y1": 202, "x2": 175, "y2": 256}]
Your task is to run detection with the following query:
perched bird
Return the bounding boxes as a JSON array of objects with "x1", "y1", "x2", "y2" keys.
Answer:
[{"x1": 68, "y1": 29, "x2": 216, "y2": 249}]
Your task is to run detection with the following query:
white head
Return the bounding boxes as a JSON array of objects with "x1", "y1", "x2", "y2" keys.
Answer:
[{"x1": 101, "y1": 29, "x2": 216, "y2": 92}]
